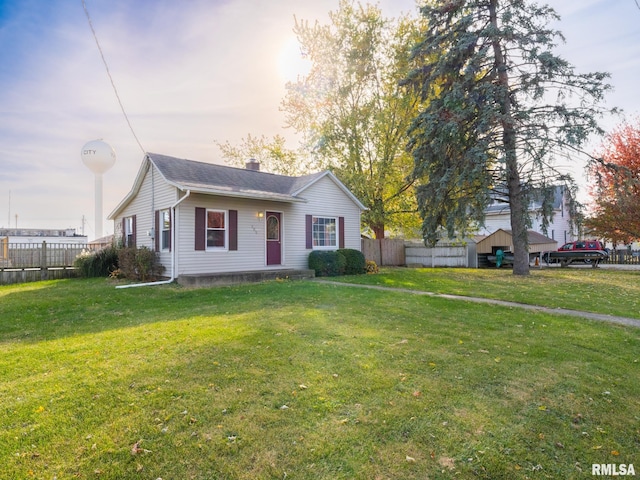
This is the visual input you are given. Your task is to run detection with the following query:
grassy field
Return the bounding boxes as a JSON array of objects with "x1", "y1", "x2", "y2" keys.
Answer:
[
  {"x1": 0, "y1": 270, "x2": 638, "y2": 479},
  {"x1": 327, "y1": 267, "x2": 640, "y2": 319}
]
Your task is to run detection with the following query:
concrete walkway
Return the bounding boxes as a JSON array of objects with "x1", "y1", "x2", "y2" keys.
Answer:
[{"x1": 314, "y1": 280, "x2": 640, "y2": 329}]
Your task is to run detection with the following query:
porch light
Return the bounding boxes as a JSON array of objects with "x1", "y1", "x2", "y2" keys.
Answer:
[{"x1": 257, "y1": 212, "x2": 264, "y2": 218}]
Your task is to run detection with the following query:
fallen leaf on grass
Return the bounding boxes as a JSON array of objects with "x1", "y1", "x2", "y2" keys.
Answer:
[
  {"x1": 406, "y1": 455, "x2": 416, "y2": 463},
  {"x1": 131, "y1": 440, "x2": 152, "y2": 455},
  {"x1": 438, "y1": 456, "x2": 455, "y2": 470}
]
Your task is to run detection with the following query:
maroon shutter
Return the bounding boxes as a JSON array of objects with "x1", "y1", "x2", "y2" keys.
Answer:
[
  {"x1": 305, "y1": 215, "x2": 313, "y2": 249},
  {"x1": 155, "y1": 210, "x2": 160, "y2": 252},
  {"x1": 195, "y1": 207, "x2": 206, "y2": 251},
  {"x1": 168, "y1": 211, "x2": 172, "y2": 252},
  {"x1": 121, "y1": 218, "x2": 126, "y2": 247},
  {"x1": 131, "y1": 215, "x2": 137, "y2": 247},
  {"x1": 228, "y1": 210, "x2": 238, "y2": 251},
  {"x1": 339, "y1": 217, "x2": 345, "y2": 249}
]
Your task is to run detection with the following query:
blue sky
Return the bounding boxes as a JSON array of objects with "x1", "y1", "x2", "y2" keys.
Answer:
[{"x1": 0, "y1": 0, "x2": 638, "y2": 238}]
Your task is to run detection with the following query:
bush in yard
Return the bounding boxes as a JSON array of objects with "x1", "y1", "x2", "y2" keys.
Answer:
[
  {"x1": 337, "y1": 248, "x2": 366, "y2": 274},
  {"x1": 308, "y1": 250, "x2": 347, "y2": 277},
  {"x1": 118, "y1": 246, "x2": 164, "y2": 281},
  {"x1": 73, "y1": 245, "x2": 119, "y2": 278}
]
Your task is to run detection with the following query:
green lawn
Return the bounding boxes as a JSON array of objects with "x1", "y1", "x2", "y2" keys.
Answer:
[
  {"x1": 327, "y1": 267, "x2": 640, "y2": 319},
  {"x1": 0, "y1": 273, "x2": 638, "y2": 479}
]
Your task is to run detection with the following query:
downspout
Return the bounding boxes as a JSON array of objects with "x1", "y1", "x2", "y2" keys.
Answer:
[{"x1": 116, "y1": 190, "x2": 191, "y2": 289}]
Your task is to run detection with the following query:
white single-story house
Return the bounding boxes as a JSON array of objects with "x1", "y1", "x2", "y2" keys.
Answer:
[{"x1": 108, "y1": 153, "x2": 366, "y2": 285}]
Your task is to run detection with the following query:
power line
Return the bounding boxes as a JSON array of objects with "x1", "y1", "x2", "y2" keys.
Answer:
[{"x1": 81, "y1": 0, "x2": 146, "y2": 154}]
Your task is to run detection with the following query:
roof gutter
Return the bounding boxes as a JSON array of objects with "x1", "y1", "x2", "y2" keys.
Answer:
[{"x1": 116, "y1": 190, "x2": 191, "y2": 289}]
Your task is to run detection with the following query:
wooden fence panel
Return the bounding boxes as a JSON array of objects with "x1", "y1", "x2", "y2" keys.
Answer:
[
  {"x1": 603, "y1": 251, "x2": 640, "y2": 265},
  {"x1": 0, "y1": 242, "x2": 86, "y2": 285},
  {"x1": 361, "y1": 238, "x2": 405, "y2": 266}
]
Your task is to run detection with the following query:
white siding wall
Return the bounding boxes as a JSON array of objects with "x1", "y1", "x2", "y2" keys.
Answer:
[
  {"x1": 482, "y1": 197, "x2": 574, "y2": 243},
  {"x1": 531, "y1": 208, "x2": 574, "y2": 244},
  {"x1": 175, "y1": 194, "x2": 288, "y2": 275},
  {"x1": 113, "y1": 165, "x2": 178, "y2": 272},
  {"x1": 288, "y1": 175, "x2": 362, "y2": 269},
  {"x1": 480, "y1": 212, "x2": 512, "y2": 235},
  {"x1": 175, "y1": 175, "x2": 362, "y2": 275}
]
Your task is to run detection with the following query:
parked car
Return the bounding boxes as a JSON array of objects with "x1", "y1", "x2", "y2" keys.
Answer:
[
  {"x1": 543, "y1": 240, "x2": 609, "y2": 265},
  {"x1": 558, "y1": 240, "x2": 608, "y2": 253}
]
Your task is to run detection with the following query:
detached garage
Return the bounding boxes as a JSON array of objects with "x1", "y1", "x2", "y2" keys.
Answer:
[{"x1": 476, "y1": 229, "x2": 557, "y2": 267}]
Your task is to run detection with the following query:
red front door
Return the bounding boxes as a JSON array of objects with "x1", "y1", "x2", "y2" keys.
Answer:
[{"x1": 266, "y1": 212, "x2": 282, "y2": 265}]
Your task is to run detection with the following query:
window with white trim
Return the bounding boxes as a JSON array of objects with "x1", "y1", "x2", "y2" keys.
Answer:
[
  {"x1": 160, "y1": 209, "x2": 171, "y2": 250},
  {"x1": 312, "y1": 216, "x2": 337, "y2": 248},
  {"x1": 206, "y1": 209, "x2": 227, "y2": 249},
  {"x1": 124, "y1": 216, "x2": 135, "y2": 247}
]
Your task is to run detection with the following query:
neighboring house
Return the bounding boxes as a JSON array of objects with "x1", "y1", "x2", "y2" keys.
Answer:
[
  {"x1": 478, "y1": 185, "x2": 575, "y2": 244},
  {"x1": 107, "y1": 153, "x2": 366, "y2": 283}
]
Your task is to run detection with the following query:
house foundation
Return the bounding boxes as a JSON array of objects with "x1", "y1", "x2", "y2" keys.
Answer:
[{"x1": 177, "y1": 269, "x2": 315, "y2": 288}]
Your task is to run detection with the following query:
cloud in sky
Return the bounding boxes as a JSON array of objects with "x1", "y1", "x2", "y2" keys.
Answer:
[{"x1": 0, "y1": 0, "x2": 638, "y2": 237}]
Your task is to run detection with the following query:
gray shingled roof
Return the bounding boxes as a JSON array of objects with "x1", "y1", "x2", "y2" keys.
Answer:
[
  {"x1": 109, "y1": 153, "x2": 366, "y2": 220},
  {"x1": 149, "y1": 153, "x2": 325, "y2": 200},
  {"x1": 502, "y1": 229, "x2": 556, "y2": 245}
]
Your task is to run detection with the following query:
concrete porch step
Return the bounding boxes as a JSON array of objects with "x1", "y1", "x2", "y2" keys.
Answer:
[{"x1": 177, "y1": 268, "x2": 315, "y2": 288}]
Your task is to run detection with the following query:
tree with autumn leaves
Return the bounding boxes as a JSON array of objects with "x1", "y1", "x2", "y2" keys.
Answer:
[{"x1": 587, "y1": 119, "x2": 640, "y2": 245}]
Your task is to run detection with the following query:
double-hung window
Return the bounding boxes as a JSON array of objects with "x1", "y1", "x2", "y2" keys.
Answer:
[
  {"x1": 124, "y1": 216, "x2": 135, "y2": 247},
  {"x1": 207, "y1": 209, "x2": 227, "y2": 249},
  {"x1": 160, "y1": 209, "x2": 171, "y2": 250},
  {"x1": 312, "y1": 216, "x2": 337, "y2": 248}
]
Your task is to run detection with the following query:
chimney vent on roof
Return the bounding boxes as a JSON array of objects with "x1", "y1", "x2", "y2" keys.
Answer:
[{"x1": 246, "y1": 158, "x2": 260, "y2": 171}]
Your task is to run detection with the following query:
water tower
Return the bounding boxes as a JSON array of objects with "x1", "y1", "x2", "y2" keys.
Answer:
[{"x1": 81, "y1": 139, "x2": 116, "y2": 239}]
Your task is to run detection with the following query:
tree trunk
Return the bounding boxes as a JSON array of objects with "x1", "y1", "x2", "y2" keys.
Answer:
[
  {"x1": 372, "y1": 224, "x2": 385, "y2": 239},
  {"x1": 489, "y1": 0, "x2": 529, "y2": 275}
]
